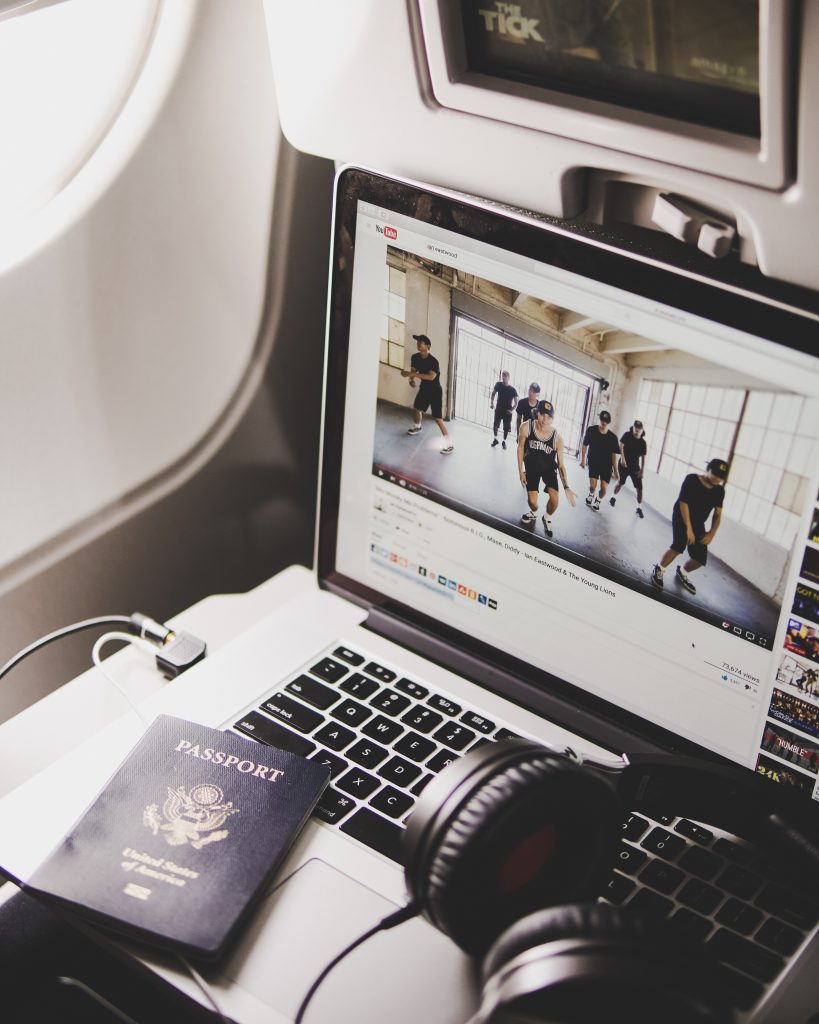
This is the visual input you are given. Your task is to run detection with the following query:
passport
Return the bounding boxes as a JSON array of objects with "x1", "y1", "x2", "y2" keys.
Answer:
[{"x1": 27, "y1": 715, "x2": 329, "y2": 960}]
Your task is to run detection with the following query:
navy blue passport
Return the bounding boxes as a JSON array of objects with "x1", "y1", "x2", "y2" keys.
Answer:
[{"x1": 28, "y1": 715, "x2": 329, "y2": 960}]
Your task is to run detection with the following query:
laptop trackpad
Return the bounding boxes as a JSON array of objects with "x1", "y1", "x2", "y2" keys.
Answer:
[{"x1": 220, "y1": 858, "x2": 479, "y2": 1023}]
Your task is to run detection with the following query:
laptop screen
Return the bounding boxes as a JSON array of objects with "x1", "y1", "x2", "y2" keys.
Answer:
[{"x1": 322, "y1": 167, "x2": 819, "y2": 803}]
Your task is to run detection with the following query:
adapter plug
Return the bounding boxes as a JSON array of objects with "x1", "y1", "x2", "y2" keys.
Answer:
[{"x1": 155, "y1": 631, "x2": 207, "y2": 679}]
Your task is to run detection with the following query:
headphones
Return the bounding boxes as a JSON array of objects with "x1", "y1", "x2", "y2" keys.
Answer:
[{"x1": 403, "y1": 738, "x2": 819, "y2": 1024}]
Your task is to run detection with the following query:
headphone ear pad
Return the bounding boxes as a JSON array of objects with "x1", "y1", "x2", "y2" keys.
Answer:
[
  {"x1": 482, "y1": 903, "x2": 647, "y2": 981},
  {"x1": 418, "y1": 752, "x2": 622, "y2": 955},
  {"x1": 480, "y1": 904, "x2": 733, "y2": 1024}
]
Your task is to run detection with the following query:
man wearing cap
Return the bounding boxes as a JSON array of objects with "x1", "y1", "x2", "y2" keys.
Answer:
[
  {"x1": 490, "y1": 371, "x2": 518, "y2": 450},
  {"x1": 610, "y1": 420, "x2": 647, "y2": 518},
  {"x1": 580, "y1": 411, "x2": 620, "y2": 511},
  {"x1": 515, "y1": 382, "x2": 542, "y2": 435},
  {"x1": 651, "y1": 459, "x2": 729, "y2": 594},
  {"x1": 517, "y1": 399, "x2": 576, "y2": 537},
  {"x1": 401, "y1": 334, "x2": 453, "y2": 454}
]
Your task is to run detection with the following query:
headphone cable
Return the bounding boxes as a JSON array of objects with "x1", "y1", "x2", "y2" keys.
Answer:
[
  {"x1": 294, "y1": 902, "x2": 419, "y2": 1024},
  {"x1": 0, "y1": 616, "x2": 134, "y2": 682}
]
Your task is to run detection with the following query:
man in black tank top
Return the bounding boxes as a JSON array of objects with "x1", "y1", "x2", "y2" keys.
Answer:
[{"x1": 517, "y1": 399, "x2": 576, "y2": 538}]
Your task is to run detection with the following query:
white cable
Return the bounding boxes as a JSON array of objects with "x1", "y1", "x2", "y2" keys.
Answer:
[{"x1": 91, "y1": 631, "x2": 158, "y2": 725}]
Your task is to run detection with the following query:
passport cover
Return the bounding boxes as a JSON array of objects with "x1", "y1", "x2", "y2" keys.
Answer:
[{"x1": 27, "y1": 715, "x2": 329, "y2": 960}]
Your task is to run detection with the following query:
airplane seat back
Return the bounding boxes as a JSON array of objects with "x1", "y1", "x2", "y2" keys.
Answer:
[{"x1": 264, "y1": 0, "x2": 819, "y2": 295}]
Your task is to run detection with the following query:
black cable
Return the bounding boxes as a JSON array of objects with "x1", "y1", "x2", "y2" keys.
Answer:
[
  {"x1": 0, "y1": 612, "x2": 206, "y2": 688},
  {"x1": 0, "y1": 616, "x2": 133, "y2": 683},
  {"x1": 294, "y1": 903, "x2": 419, "y2": 1024}
]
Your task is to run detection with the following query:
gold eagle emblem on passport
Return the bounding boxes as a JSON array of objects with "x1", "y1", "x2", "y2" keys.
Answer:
[{"x1": 143, "y1": 783, "x2": 239, "y2": 848}]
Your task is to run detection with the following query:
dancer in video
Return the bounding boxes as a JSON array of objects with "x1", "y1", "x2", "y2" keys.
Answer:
[
  {"x1": 651, "y1": 458, "x2": 729, "y2": 594},
  {"x1": 517, "y1": 399, "x2": 576, "y2": 538},
  {"x1": 515, "y1": 382, "x2": 541, "y2": 433},
  {"x1": 581, "y1": 411, "x2": 620, "y2": 510},
  {"x1": 490, "y1": 371, "x2": 518, "y2": 450},
  {"x1": 610, "y1": 419, "x2": 647, "y2": 518},
  {"x1": 401, "y1": 334, "x2": 453, "y2": 454}
]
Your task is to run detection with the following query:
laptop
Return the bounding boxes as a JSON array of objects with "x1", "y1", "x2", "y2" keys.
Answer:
[{"x1": 1, "y1": 166, "x2": 819, "y2": 1023}]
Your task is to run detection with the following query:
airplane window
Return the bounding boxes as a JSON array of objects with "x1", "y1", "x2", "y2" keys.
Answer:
[{"x1": 0, "y1": 0, "x2": 160, "y2": 224}]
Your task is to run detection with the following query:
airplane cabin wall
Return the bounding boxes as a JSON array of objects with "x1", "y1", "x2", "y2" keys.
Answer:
[{"x1": 0, "y1": 1, "x2": 336, "y2": 720}]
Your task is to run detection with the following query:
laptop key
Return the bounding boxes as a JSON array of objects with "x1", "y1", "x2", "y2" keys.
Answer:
[
  {"x1": 469, "y1": 738, "x2": 493, "y2": 753},
  {"x1": 370, "y1": 689, "x2": 412, "y2": 716},
  {"x1": 395, "y1": 677, "x2": 428, "y2": 699},
  {"x1": 362, "y1": 661, "x2": 396, "y2": 684},
  {"x1": 755, "y1": 917, "x2": 803, "y2": 956},
  {"x1": 715, "y1": 898, "x2": 763, "y2": 936},
  {"x1": 755, "y1": 883, "x2": 819, "y2": 929},
  {"x1": 433, "y1": 723, "x2": 476, "y2": 751},
  {"x1": 310, "y1": 749, "x2": 348, "y2": 779},
  {"x1": 233, "y1": 712, "x2": 316, "y2": 756},
  {"x1": 460, "y1": 711, "x2": 495, "y2": 734},
  {"x1": 410, "y1": 773, "x2": 434, "y2": 796},
  {"x1": 362, "y1": 714, "x2": 404, "y2": 743},
  {"x1": 706, "y1": 928, "x2": 784, "y2": 983},
  {"x1": 640, "y1": 828, "x2": 685, "y2": 861},
  {"x1": 346, "y1": 738, "x2": 390, "y2": 770},
  {"x1": 378, "y1": 756, "x2": 422, "y2": 788},
  {"x1": 717, "y1": 864, "x2": 762, "y2": 901},
  {"x1": 603, "y1": 873, "x2": 635, "y2": 905},
  {"x1": 427, "y1": 749, "x2": 459, "y2": 773},
  {"x1": 339, "y1": 673, "x2": 380, "y2": 699},
  {"x1": 261, "y1": 693, "x2": 324, "y2": 733},
  {"x1": 674, "y1": 819, "x2": 714, "y2": 845},
  {"x1": 313, "y1": 721, "x2": 356, "y2": 751},
  {"x1": 401, "y1": 706, "x2": 443, "y2": 734},
  {"x1": 678, "y1": 845, "x2": 723, "y2": 881},
  {"x1": 666, "y1": 909, "x2": 712, "y2": 943},
  {"x1": 428, "y1": 695, "x2": 461, "y2": 716},
  {"x1": 639, "y1": 859, "x2": 685, "y2": 896},
  {"x1": 369, "y1": 785, "x2": 414, "y2": 819},
  {"x1": 337, "y1": 767, "x2": 381, "y2": 799},
  {"x1": 627, "y1": 888, "x2": 673, "y2": 922},
  {"x1": 494, "y1": 728, "x2": 522, "y2": 741},
  {"x1": 331, "y1": 698, "x2": 373, "y2": 728},
  {"x1": 613, "y1": 845, "x2": 647, "y2": 876},
  {"x1": 711, "y1": 965, "x2": 764, "y2": 1012},
  {"x1": 394, "y1": 731, "x2": 436, "y2": 762},
  {"x1": 340, "y1": 808, "x2": 403, "y2": 864},
  {"x1": 313, "y1": 788, "x2": 357, "y2": 825},
  {"x1": 621, "y1": 814, "x2": 650, "y2": 841},
  {"x1": 333, "y1": 646, "x2": 364, "y2": 666},
  {"x1": 677, "y1": 878, "x2": 723, "y2": 916},
  {"x1": 286, "y1": 674, "x2": 340, "y2": 710},
  {"x1": 310, "y1": 657, "x2": 349, "y2": 683},
  {"x1": 713, "y1": 838, "x2": 754, "y2": 864}
]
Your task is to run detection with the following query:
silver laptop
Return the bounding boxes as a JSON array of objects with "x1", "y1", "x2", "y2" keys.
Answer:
[{"x1": 2, "y1": 166, "x2": 819, "y2": 1023}]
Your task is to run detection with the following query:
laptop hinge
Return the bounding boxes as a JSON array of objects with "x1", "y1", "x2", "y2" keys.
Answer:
[{"x1": 363, "y1": 607, "x2": 667, "y2": 757}]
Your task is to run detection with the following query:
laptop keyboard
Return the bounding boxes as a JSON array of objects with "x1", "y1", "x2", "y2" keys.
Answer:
[{"x1": 227, "y1": 641, "x2": 817, "y2": 1013}]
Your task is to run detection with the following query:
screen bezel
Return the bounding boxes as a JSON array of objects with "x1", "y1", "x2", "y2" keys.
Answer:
[{"x1": 318, "y1": 164, "x2": 819, "y2": 807}]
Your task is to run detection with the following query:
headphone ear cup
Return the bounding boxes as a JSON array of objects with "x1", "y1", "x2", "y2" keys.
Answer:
[
  {"x1": 479, "y1": 904, "x2": 734, "y2": 1024},
  {"x1": 409, "y1": 745, "x2": 623, "y2": 955},
  {"x1": 481, "y1": 903, "x2": 648, "y2": 983}
]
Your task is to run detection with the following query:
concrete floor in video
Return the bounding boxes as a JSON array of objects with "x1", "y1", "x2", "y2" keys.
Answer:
[{"x1": 373, "y1": 399, "x2": 780, "y2": 642}]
